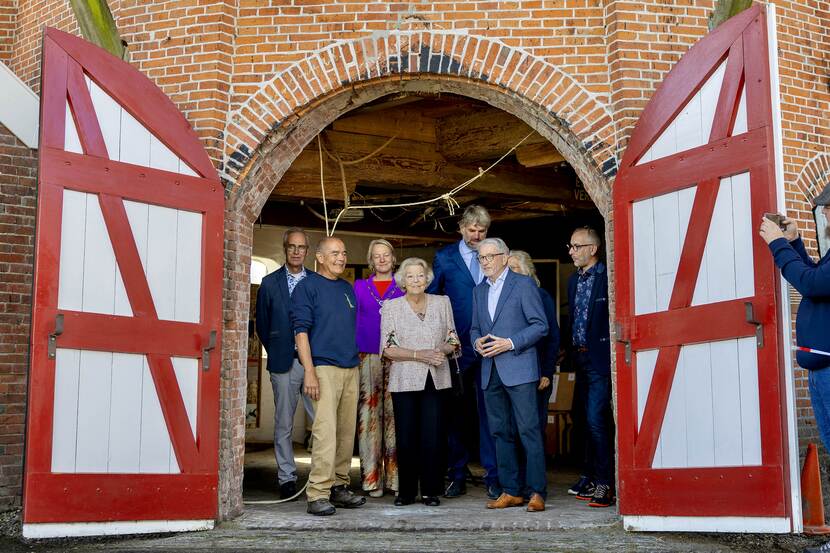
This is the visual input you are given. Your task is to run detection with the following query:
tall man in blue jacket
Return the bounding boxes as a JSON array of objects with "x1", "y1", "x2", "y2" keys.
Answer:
[
  {"x1": 761, "y1": 191, "x2": 830, "y2": 499},
  {"x1": 291, "y1": 236, "x2": 366, "y2": 516},
  {"x1": 255, "y1": 227, "x2": 316, "y2": 500},
  {"x1": 471, "y1": 238, "x2": 549, "y2": 512},
  {"x1": 566, "y1": 226, "x2": 614, "y2": 508},
  {"x1": 427, "y1": 205, "x2": 500, "y2": 498}
]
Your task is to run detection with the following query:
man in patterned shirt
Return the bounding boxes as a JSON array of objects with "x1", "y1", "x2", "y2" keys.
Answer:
[
  {"x1": 566, "y1": 226, "x2": 614, "y2": 508},
  {"x1": 255, "y1": 227, "x2": 316, "y2": 500}
]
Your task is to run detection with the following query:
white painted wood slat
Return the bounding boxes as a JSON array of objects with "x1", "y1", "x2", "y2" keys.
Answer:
[
  {"x1": 74, "y1": 350, "x2": 113, "y2": 472},
  {"x1": 52, "y1": 348, "x2": 81, "y2": 472}
]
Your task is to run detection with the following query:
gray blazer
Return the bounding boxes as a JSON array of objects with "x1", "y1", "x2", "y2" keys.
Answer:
[
  {"x1": 380, "y1": 295, "x2": 457, "y2": 393},
  {"x1": 471, "y1": 269, "x2": 548, "y2": 389}
]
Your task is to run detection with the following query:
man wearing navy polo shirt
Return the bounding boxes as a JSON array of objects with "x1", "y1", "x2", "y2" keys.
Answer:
[{"x1": 292, "y1": 236, "x2": 366, "y2": 516}]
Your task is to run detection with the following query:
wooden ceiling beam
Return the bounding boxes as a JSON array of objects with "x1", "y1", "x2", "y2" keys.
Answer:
[{"x1": 436, "y1": 108, "x2": 549, "y2": 162}]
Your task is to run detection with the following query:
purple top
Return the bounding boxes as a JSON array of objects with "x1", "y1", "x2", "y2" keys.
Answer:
[{"x1": 354, "y1": 274, "x2": 405, "y2": 354}]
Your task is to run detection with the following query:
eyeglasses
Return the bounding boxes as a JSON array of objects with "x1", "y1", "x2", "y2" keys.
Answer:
[
  {"x1": 477, "y1": 253, "x2": 505, "y2": 263},
  {"x1": 567, "y1": 243, "x2": 595, "y2": 251},
  {"x1": 286, "y1": 244, "x2": 309, "y2": 253}
]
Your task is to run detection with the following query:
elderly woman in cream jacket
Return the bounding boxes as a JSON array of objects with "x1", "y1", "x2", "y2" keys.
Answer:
[{"x1": 380, "y1": 257, "x2": 459, "y2": 507}]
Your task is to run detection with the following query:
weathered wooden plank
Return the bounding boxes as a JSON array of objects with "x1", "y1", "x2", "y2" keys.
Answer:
[{"x1": 436, "y1": 108, "x2": 547, "y2": 161}]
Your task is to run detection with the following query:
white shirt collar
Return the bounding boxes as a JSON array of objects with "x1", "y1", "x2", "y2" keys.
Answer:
[{"x1": 487, "y1": 266, "x2": 509, "y2": 287}]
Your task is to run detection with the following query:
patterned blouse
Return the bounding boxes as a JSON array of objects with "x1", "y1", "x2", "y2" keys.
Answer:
[{"x1": 380, "y1": 294, "x2": 459, "y2": 393}]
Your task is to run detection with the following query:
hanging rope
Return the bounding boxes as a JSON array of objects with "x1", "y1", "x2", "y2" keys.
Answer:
[
  {"x1": 318, "y1": 135, "x2": 329, "y2": 236},
  {"x1": 324, "y1": 130, "x2": 537, "y2": 235}
]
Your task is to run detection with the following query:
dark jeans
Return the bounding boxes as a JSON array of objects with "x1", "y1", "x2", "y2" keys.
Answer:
[
  {"x1": 392, "y1": 373, "x2": 448, "y2": 499},
  {"x1": 446, "y1": 361, "x2": 499, "y2": 486},
  {"x1": 572, "y1": 351, "x2": 614, "y2": 486},
  {"x1": 483, "y1": 367, "x2": 547, "y2": 497}
]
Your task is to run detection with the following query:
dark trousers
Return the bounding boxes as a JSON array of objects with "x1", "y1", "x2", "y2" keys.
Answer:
[
  {"x1": 517, "y1": 383, "x2": 553, "y2": 494},
  {"x1": 483, "y1": 367, "x2": 547, "y2": 497},
  {"x1": 446, "y1": 361, "x2": 498, "y2": 486},
  {"x1": 572, "y1": 351, "x2": 614, "y2": 486},
  {"x1": 392, "y1": 374, "x2": 448, "y2": 499}
]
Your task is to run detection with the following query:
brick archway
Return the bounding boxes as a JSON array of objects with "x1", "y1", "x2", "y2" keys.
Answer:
[
  {"x1": 794, "y1": 154, "x2": 830, "y2": 204},
  {"x1": 218, "y1": 30, "x2": 617, "y2": 519}
]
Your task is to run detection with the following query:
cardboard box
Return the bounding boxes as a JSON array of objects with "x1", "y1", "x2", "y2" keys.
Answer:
[{"x1": 548, "y1": 371, "x2": 576, "y2": 411}]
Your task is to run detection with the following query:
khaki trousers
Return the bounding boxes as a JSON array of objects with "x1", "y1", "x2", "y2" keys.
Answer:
[{"x1": 306, "y1": 364, "x2": 359, "y2": 501}]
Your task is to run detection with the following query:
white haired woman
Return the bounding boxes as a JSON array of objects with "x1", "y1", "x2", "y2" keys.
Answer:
[
  {"x1": 354, "y1": 239, "x2": 405, "y2": 498},
  {"x1": 380, "y1": 257, "x2": 460, "y2": 507}
]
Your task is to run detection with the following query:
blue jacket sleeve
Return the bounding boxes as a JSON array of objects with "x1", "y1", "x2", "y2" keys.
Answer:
[
  {"x1": 790, "y1": 237, "x2": 819, "y2": 268},
  {"x1": 470, "y1": 287, "x2": 482, "y2": 350},
  {"x1": 290, "y1": 280, "x2": 314, "y2": 335},
  {"x1": 511, "y1": 281, "x2": 549, "y2": 353},
  {"x1": 769, "y1": 237, "x2": 830, "y2": 298},
  {"x1": 427, "y1": 250, "x2": 445, "y2": 295},
  {"x1": 540, "y1": 290, "x2": 560, "y2": 379},
  {"x1": 255, "y1": 279, "x2": 271, "y2": 344}
]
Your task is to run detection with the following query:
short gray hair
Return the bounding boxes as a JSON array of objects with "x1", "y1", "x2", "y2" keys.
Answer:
[
  {"x1": 316, "y1": 235, "x2": 344, "y2": 253},
  {"x1": 478, "y1": 237, "x2": 509, "y2": 255},
  {"x1": 394, "y1": 257, "x2": 434, "y2": 290},
  {"x1": 366, "y1": 239, "x2": 396, "y2": 273},
  {"x1": 571, "y1": 225, "x2": 601, "y2": 246},
  {"x1": 282, "y1": 227, "x2": 309, "y2": 248},
  {"x1": 458, "y1": 204, "x2": 491, "y2": 229},
  {"x1": 508, "y1": 250, "x2": 540, "y2": 287}
]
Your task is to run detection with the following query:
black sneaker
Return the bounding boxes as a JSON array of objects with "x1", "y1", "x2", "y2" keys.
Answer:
[
  {"x1": 443, "y1": 479, "x2": 466, "y2": 498},
  {"x1": 422, "y1": 496, "x2": 440, "y2": 506},
  {"x1": 575, "y1": 481, "x2": 597, "y2": 501},
  {"x1": 307, "y1": 499, "x2": 336, "y2": 516},
  {"x1": 588, "y1": 484, "x2": 615, "y2": 508},
  {"x1": 568, "y1": 475, "x2": 592, "y2": 496},
  {"x1": 279, "y1": 480, "x2": 298, "y2": 501},
  {"x1": 329, "y1": 485, "x2": 366, "y2": 508},
  {"x1": 804, "y1": 542, "x2": 830, "y2": 553}
]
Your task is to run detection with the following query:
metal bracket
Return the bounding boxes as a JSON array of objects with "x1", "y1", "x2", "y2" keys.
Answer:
[
  {"x1": 744, "y1": 301, "x2": 764, "y2": 348},
  {"x1": 615, "y1": 322, "x2": 632, "y2": 365},
  {"x1": 47, "y1": 313, "x2": 64, "y2": 359},
  {"x1": 202, "y1": 330, "x2": 217, "y2": 371}
]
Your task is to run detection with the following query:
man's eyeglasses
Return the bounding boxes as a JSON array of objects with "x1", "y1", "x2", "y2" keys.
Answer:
[
  {"x1": 286, "y1": 245, "x2": 309, "y2": 253},
  {"x1": 477, "y1": 253, "x2": 505, "y2": 263},
  {"x1": 567, "y1": 243, "x2": 595, "y2": 251}
]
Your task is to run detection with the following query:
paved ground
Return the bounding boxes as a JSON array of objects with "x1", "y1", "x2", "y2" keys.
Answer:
[{"x1": 2, "y1": 447, "x2": 824, "y2": 552}]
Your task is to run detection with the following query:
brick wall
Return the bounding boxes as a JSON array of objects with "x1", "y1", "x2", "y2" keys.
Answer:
[
  {"x1": 0, "y1": 0, "x2": 18, "y2": 64},
  {"x1": 1, "y1": 0, "x2": 829, "y2": 519},
  {"x1": 0, "y1": 122, "x2": 36, "y2": 510}
]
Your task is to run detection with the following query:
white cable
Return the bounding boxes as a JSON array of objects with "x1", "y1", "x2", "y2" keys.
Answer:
[
  {"x1": 328, "y1": 130, "x2": 535, "y2": 235},
  {"x1": 243, "y1": 480, "x2": 309, "y2": 505}
]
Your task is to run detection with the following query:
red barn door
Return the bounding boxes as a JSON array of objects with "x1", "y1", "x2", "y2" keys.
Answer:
[
  {"x1": 23, "y1": 28, "x2": 224, "y2": 538},
  {"x1": 613, "y1": 5, "x2": 798, "y2": 532}
]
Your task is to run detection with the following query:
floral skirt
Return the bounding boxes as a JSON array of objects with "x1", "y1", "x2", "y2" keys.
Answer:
[{"x1": 357, "y1": 353, "x2": 398, "y2": 492}]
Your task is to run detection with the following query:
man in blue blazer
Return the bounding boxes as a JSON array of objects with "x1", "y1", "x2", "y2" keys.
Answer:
[
  {"x1": 566, "y1": 226, "x2": 614, "y2": 508},
  {"x1": 255, "y1": 227, "x2": 316, "y2": 500},
  {"x1": 471, "y1": 238, "x2": 549, "y2": 512},
  {"x1": 427, "y1": 205, "x2": 500, "y2": 498}
]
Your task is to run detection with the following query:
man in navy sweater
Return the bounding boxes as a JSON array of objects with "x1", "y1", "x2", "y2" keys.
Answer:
[
  {"x1": 291, "y1": 236, "x2": 365, "y2": 516},
  {"x1": 761, "y1": 191, "x2": 830, "y2": 499}
]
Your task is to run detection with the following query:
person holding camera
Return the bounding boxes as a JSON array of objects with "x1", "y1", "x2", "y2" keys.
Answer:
[{"x1": 760, "y1": 192, "x2": 830, "y2": 445}]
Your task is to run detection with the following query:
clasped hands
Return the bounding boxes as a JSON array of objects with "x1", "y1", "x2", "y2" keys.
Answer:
[
  {"x1": 414, "y1": 344, "x2": 455, "y2": 366},
  {"x1": 475, "y1": 334, "x2": 513, "y2": 358}
]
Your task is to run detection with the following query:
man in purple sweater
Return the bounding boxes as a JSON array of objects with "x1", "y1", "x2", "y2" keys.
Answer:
[{"x1": 292, "y1": 236, "x2": 365, "y2": 516}]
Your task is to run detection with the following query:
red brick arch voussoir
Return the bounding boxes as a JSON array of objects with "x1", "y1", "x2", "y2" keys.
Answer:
[{"x1": 221, "y1": 30, "x2": 616, "y2": 215}]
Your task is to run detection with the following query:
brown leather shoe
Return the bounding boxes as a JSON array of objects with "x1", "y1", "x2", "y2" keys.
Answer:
[
  {"x1": 486, "y1": 492, "x2": 524, "y2": 509},
  {"x1": 526, "y1": 493, "x2": 545, "y2": 512}
]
